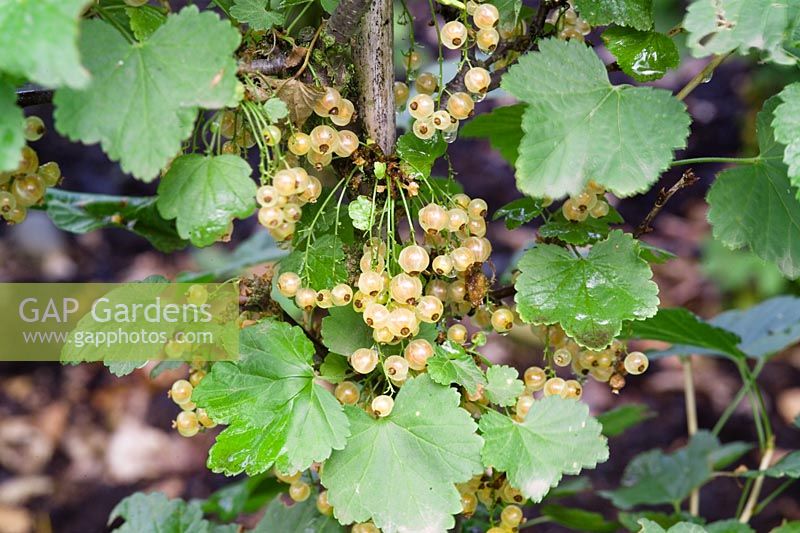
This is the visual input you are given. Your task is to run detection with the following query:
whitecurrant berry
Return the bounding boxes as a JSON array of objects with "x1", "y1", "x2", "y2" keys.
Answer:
[
  {"x1": 624, "y1": 351, "x2": 649, "y2": 375},
  {"x1": 419, "y1": 203, "x2": 448, "y2": 233},
  {"x1": 416, "y1": 295, "x2": 444, "y2": 323},
  {"x1": 404, "y1": 338, "x2": 434, "y2": 370},
  {"x1": 447, "y1": 324, "x2": 468, "y2": 344},
  {"x1": 408, "y1": 94, "x2": 435, "y2": 119},
  {"x1": 175, "y1": 411, "x2": 200, "y2": 437},
  {"x1": 398, "y1": 245, "x2": 430, "y2": 275},
  {"x1": 371, "y1": 395, "x2": 394, "y2": 417},
  {"x1": 464, "y1": 67, "x2": 491, "y2": 94},
  {"x1": 524, "y1": 366, "x2": 546, "y2": 391},
  {"x1": 491, "y1": 308, "x2": 514, "y2": 333},
  {"x1": 335, "y1": 381, "x2": 360, "y2": 405},
  {"x1": 415, "y1": 72, "x2": 438, "y2": 95},
  {"x1": 295, "y1": 287, "x2": 317, "y2": 311},
  {"x1": 476, "y1": 28, "x2": 500, "y2": 52},
  {"x1": 442, "y1": 20, "x2": 468, "y2": 49},
  {"x1": 446, "y1": 92, "x2": 475, "y2": 120},
  {"x1": 350, "y1": 348, "x2": 379, "y2": 374},
  {"x1": 170, "y1": 379, "x2": 193, "y2": 405},
  {"x1": 543, "y1": 377, "x2": 567, "y2": 397},
  {"x1": 289, "y1": 481, "x2": 311, "y2": 502},
  {"x1": 384, "y1": 355, "x2": 410, "y2": 381},
  {"x1": 331, "y1": 284, "x2": 353, "y2": 306},
  {"x1": 277, "y1": 272, "x2": 302, "y2": 297},
  {"x1": 364, "y1": 302, "x2": 390, "y2": 328},
  {"x1": 288, "y1": 133, "x2": 311, "y2": 155}
]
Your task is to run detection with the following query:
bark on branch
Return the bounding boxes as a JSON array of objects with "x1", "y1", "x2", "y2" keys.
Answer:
[
  {"x1": 353, "y1": 0, "x2": 395, "y2": 154},
  {"x1": 327, "y1": 0, "x2": 373, "y2": 43},
  {"x1": 16, "y1": 86, "x2": 54, "y2": 107}
]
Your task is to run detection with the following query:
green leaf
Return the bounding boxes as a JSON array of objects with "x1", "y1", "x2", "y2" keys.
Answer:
[
  {"x1": 0, "y1": 0, "x2": 90, "y2": 88},
  {"x1": 280, "y1": 234, "x2": 349, "y2": 291},
  {"x1": 618, "y1": 512, "x2": 700, "y2": 532},
  {"x1": 396, "y1": 132, "x2": 447, "y2": 181},
  {"x1": 45, "y1": 189, "x2": 189, "y2": 253},
  {"x1": 149, "y1": 360, "x2": 184, "y2": 379},
  {"x1": 623, "y1": 308, "x2": 744, "y2": 359},
  {"x1": 706, "y1": 520, "x2": 755, "y2": 533},
  {"x1": 230, "y1": 0, "x2": 284, "y2": 31},
  {"x1": 0, "y1": 80, "x2": 25, "y2": 172},
  {"x1": 502, "y1": 39, "x2": 689, "y2": 199},
  {"x1": 194, "y1": 320, "x2": 349, "y2": 475},
  {"x1": 319, "y1": 354, "x2": 349, "y2": 383},
  {"x1": 263, "y1": 97, "x2": 289, "y2": 122},
  {"x1": 772, "y1": 82, "x2": 800, "y2": 181},
  {"x1": 683, "y1": 0, "x2": 796, "y2": 65},
  {"x1": 320, "y1": 306, "x2": 374, "y2": 356},
  {"x1": 649, "y1": 296, "x2": 800, "y2": 359},
  {"x1": 514, "y1": 230, "x2": 659, "y2": 349},
  {"x1": 602, "y1": 26, "x2": 679, "y2": 82},
  {"x1": 479, "y1": 397, "x2": 608, "y2": 502},
  {"x1": 109, "y1": 492, "x2": 228, "y2": 533},
  {"x1": 492, "y1": 197, "x2": 543, "y2": 229},
  {"x1": 321, "y1": 0, "x2": 339, "y2": 14},
  {"x1": 596, "y1": 404, "x2": 655, "y2": 437},
  {"x1": 772, "y1": 521, "x2": 800, "y2": 533},
  {"x1": 427, "y1": 340, "x2": 487, "y2": 396},
  {"x1": 202, "y1": 474, "x2": 283, "y2": 522},
  {"x1": 541, "y1": 504, "x2": 619, "y2": 533},
  {"x1": 54, "y1": 7, "x2": 241, "y2": 181},
  {"x1": 177, "y1": 230, "x2": 286, "y2": 283},
  {"x1": 487, "y1": 0, "x2": 523, "y2": 26},
  {"x1": 348, "y1": 195, "x2": 374, "y2": 231},
  {"x1": 573, "y1": 0, "x2": 653, "y2": 30},
  {"x1": 537, "y1": 206, "x2": 624, "y2": 246},
  {"x1": 460, "y1": 104, "x2": 524, "y2": 165},
  {"x1": 742, "y1": 450, "x2": 800, "y2": 478},
  {"x1": 638, "y1": 519, "x2": 707, "y2": 533},
  {"x1": 484, "y1": 365, "x2": 524, "y2": 406},
  {"x1": 126, "y1": 5, "x2": 167, "y2": 41},
  {"x1": 294, "y1": 193, "x2": 355, "y2": 245},
  {"x1": 639, "y1": 242, "x2": 677, "y2": 264},
  {"x1": 321, "y1": 374, "x2": 484, "y2": 532},
  {"x1": 601, "y1": 431, "x2": 725, "y2": 509},
  {"x1": 156, "y1": 154, "x2": 256, "y2": 247},
  {"x1": 253, "y1": 493, "x2": 344, "y2": 532}
]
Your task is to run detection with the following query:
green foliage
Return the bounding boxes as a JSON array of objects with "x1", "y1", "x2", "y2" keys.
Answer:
[
  {"x1": 540, "y1": 504, "x2": 619, "y2": 533},
  {"x1": 602, "y1": 26, "x2": 679, "y2": 82},
  {"x1": 573, "y1": 0, "x2": 654, "y2": 30},
  {"x1": 54, "y1": 7, "x2": 241, "y2": 181},
  {"x1": 460, "y1": 104, "x2": 525, "y2": 165},
  {"x1": 742, "y1": 450, "x2": 800, "y2": 478},
  {"x1": 321, "y1": 375, "x2": 484, "y2": 532},
  {"x1": 0, "y1": 80, "x2": 26, "y2": 172},
  {"x1": 263, "y1": 98, "x2": 289, "y2": 122},
  {"x1": 683, "y1": 0, "x2": 796, "y2": 64},
  {"x1": 492, "y1": 197, "x2": 543, "y2": 229},
  {"x1": 193, "y1": 320, "x2": 349, "y2": 475},
  {"x1": 601, "y1": 431, "x2": 746, "y2": 509},
  {"x1": 479, "y1": 397, "x2": 608, "y2": 502},
  {"x1": 772, "y1": 82, "x2": 800, "y2": 181},
  {"x1": 707, "y1": 97, "x2": 800, "y2": 279},
  {"x1": 0, "y1": 0, "x2": 90, "y2": 89},
  {"x1": 427, "y1": 340, "x2": 487, "y2": 395},
  {"x1": 201, "y1": 474, "x2": 283, "y2": 522},
  {"x1": 156, "y1": 154, "x2": 256, "y2": 247},
  {"x1": 396, "y1": 132, "x2": 447, "y2": 181},
  {"x1": 484, "y1": 365, "x2": 524, "y2": 406},
  {"x1": 176, "y1": 230, "x2": 286, "y2": 282},
  {"x1": 348, "y1": 195, "x2": 374, "y2": 231},
  {"x1": 502, "y1": 39, "x2": 689, "y2": 199},
  {"x1": 701, "y1": 238, "x2": 788, "y2": 297},
  {"x1": 280, "y1": 234, "x2": 350, "y2": 290},
  {"x1": 320, "y1": 306, "x2": 374, "y2": 356},
  {"x1": 109, "y1": 492, "x2": 234, "y2": 533},
  {"x1": 45, "y1": 189, "x2": 188, "y2": 253},
  {"x1": 486, "y1": 0, "x2": 523, "y2": 26},
  {"x1": 253, "y1": 494, "x2": 344, "y2": 532},
  {"x1": 652, "y1": 296, "x2": 800, "y2": 359},
  {"x1": 126, "y1": 5, "x2": 167, "y2": 41},
  {"x1": 515, "y1": 231, "x2": 659, "y2": 349},
  {"x1": 537, "y1": 206, "x2": 624, "y2": 246},
  {"x1": 638, "y1": 519, "x2": 707, "y2": 533},
  {"x1": 624, "y1": 307, "x2": 744, "y2": 359},
  {"x1": 596, "y1": 403, "x2": 655, "y2": 437},
  {"x1": 230, "y1": 0, "x2": 284, "y2": 31}
]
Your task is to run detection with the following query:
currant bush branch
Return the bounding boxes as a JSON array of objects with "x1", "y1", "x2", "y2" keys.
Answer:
[{"x1": 634, "y1": 169, "x2": 699, "y2": 238}]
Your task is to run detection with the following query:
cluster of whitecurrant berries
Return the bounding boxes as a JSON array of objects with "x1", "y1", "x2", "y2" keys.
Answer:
[
  {"x1": 169, "y1": 369, "x2": 217, "y2": 437},
  {"x1": 256, "y1": 167, "x2": 322, "y2": 242},
  {"x1": 548, "y1": 2, "x2": 592, "y2": 41},
  {"x1": 393, "y1": 3, "x2": 502, "y2": 141},
  {"x1": 458, "y1": 474, "x2": 527, "y2": 529},
  {"x1": 561, "y1": 180, "x2": 610, "y2": 222},
  {"x1": 1, "y1": 116, "x2": 62, "y2": 225}
]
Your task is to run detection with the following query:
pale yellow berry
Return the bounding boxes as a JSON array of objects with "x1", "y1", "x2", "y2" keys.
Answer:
[{"x1": 371, "y1": 395, "x2": 394, "y2": 417}]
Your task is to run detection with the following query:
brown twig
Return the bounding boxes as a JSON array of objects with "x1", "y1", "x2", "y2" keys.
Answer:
[
  {"x1": 489, "y1": 284, "x2": 516, "y2": 300},
  {"x1": 633, "y1": 169, "x2": 699, "y2": 238}
]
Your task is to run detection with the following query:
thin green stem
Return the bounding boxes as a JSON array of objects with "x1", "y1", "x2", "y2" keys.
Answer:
[
  {"x1": 682, "y1": 356, "x2": 700, "y2": 516},
  {"x1": 753, "y1": 479, "x2": 796, "y2": 516},
  {"x1": 285, "y1": 0, "x2": 314, "y2": 35},
  {"x1": 740, "y1": 440, "x2": 775, "y2": 523},
  {"x1": 676, "y1": 53, "x2": 730, "y2": 101},
  {"x1": 671, "y1": 156, "x2": 760, "y2": 167}
]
